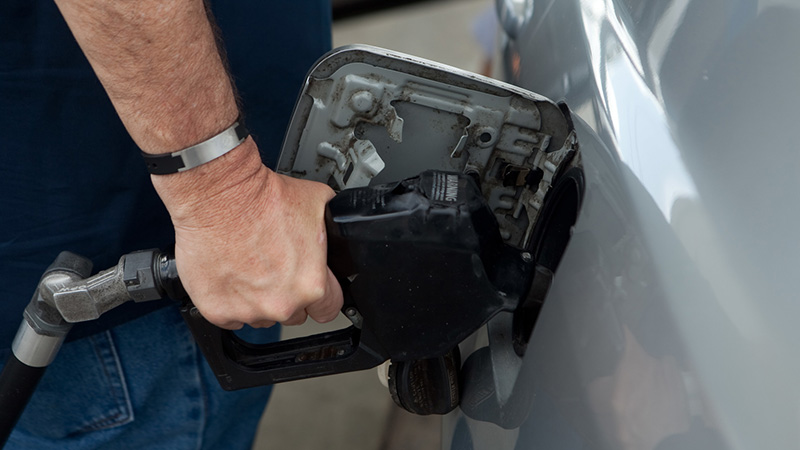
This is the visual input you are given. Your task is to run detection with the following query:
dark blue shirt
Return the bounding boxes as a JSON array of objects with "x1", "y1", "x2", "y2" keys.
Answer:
[{"x1": 0, "y1": 1, "x2": 332, "y2": 348}]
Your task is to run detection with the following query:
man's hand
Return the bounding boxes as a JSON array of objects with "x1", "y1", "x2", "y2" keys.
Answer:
[
  {"x1": 162, "y1": 140, "x2": 343, "y2": 329},
  {"x1": 55, "y1": 0, "x2": 343, "y2": 328}
]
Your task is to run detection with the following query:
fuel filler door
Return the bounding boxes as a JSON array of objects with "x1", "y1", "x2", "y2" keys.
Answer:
[{"x1": 277, "y1": 45, "x2": 582, "y2": 420}]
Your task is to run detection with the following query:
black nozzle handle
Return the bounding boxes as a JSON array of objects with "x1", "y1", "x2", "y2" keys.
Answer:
[
  {"x1": 179, "y1": 302, "x2": 386, "y2": 390},
  {"x1": 152, "y1": 251, "x2": 387, "y2": 389}
]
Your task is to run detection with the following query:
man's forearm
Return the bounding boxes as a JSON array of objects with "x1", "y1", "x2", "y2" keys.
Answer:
[
  {"x1": 55, "y1": 0, "x2": 267, "y2": 225},
  {"x1": 54, "y1": 0, "x2": 238, "y2": 154},
  {"x1": 55, "y1": 0, "x2": 344, "y2": 329}
]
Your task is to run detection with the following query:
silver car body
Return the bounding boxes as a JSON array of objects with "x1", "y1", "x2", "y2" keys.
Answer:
[{"x1": 446, "y1": 0, "x2": 800, "y2": 449}]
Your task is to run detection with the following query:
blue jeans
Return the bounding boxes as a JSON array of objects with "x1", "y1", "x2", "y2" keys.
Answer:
[{"x1": 2, "y1": 307, "x2": 279, "y2": 449}]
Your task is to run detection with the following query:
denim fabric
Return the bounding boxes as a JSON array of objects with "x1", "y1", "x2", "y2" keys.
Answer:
[{"x1": 2, "y1": 307, "x2": 279, "y2": 449}]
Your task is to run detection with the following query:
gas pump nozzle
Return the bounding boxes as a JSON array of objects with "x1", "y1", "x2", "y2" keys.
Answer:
[
  {"x1": 1, "y1": 170, "x2": 535, "y2": 439},
  {"x1": 180, "y1": 170, "x2": 535, "y2": 412}
]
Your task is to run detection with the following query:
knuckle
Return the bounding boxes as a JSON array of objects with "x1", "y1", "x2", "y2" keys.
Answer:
[
  {"x1": 304, "y1": 285, "x2": 327, "y2": 303},
  {"x1": 282, "y1": 313, "x2": 308, "y2": 326},
  {"x1": 198, "y1": 305, "x2": 228, "y2": 326},
  {"x1": 301, "y1": 274, "x2": 329, "y2": 302},
  {"x1": 268, "y1": 300, "x2": 299, "y2": 323},
  {"x1": 307, "y1": 291, "x2": 342, "y2": 324},
  {"x1": 201, "y1": 309, "x2": 242, "y2": 330},
  {"x1": 312, "y1": 310, "x2": 338, "y2": 324},
  {"x1": 251, "y1": 320, "x2": 277, "y2": 329}
]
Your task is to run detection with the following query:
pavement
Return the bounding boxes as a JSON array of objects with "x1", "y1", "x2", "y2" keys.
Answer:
[{"x1": 251, "y1": 1, "x2": 491, "y2": 449}]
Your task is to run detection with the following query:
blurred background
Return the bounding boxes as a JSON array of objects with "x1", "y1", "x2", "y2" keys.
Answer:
[{"x1": 251, "y1": 1, "x2": 493, "y2": 449}]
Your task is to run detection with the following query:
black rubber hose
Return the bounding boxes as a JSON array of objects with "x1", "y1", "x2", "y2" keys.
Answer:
[{"x1": 0, "y1": 354, "x2": 46, "y2": 448}]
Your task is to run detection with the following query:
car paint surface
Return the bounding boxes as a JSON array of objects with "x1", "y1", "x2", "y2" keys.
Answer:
[{"x1": 447, "y1": 1, "x2": 800, "y2": 449}]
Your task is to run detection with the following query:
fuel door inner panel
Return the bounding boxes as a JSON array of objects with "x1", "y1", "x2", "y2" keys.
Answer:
[
  {"x1": 279, "y1": 45, "x2": 580, "y2": 251},
  {"x1": 278, "y1": 45, "x2": 583, "y2": 423}
]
